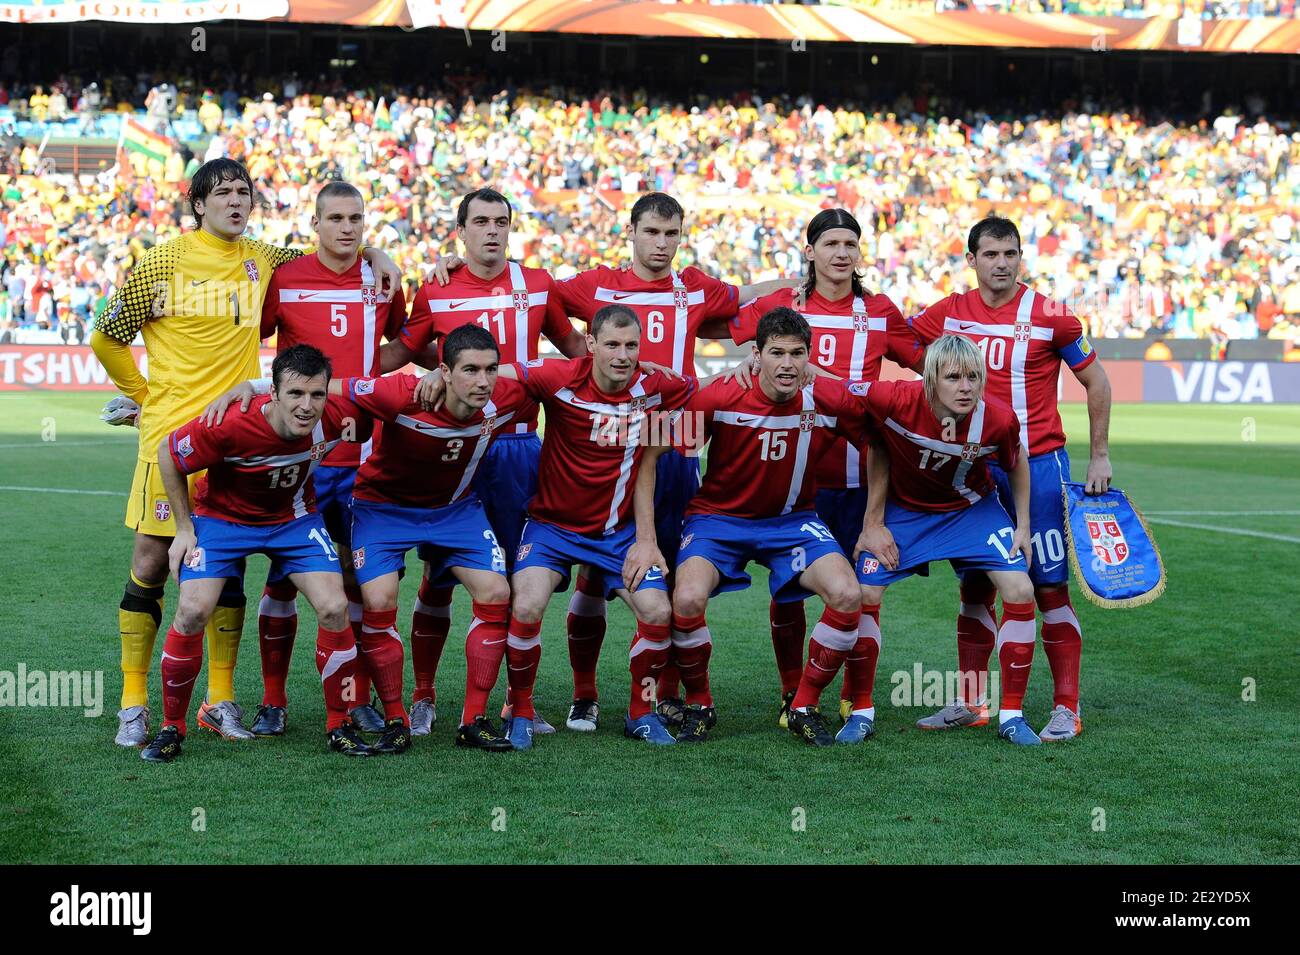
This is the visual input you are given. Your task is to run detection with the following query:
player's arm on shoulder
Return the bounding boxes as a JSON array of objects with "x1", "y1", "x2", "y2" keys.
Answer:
[
  {"x1": 1072, "y1": 357, "x2": 1113, "y2": 495},
  {"x1": 738, "y1": 276, "x2": 799, "y2": 301},
  {"x1": 624, "y1": 444, "x2": 668, "y2": 592}
]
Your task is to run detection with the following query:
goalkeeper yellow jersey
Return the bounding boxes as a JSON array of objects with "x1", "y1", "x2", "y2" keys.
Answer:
[{"x1": 97, "y1": 228, "x2": 301, "y2": 463}]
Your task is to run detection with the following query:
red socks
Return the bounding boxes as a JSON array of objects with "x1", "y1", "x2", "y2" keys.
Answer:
[
  {"x1": 842, "y1": 603, "x2": 881, "y2": 713},
  {"x1": 957, "y1": 576, "x2": 997, "y2": 705},
  {"x1": 506, "y1": 618, "x2": 542, "y2": 720},
  {"x1": 257, "y1": 579, "x2": 298, "y2": 708},
  {"x1": 1037, "y1": 587, "x2": 1082, "y2": 712},
  {"x1": 160, "y1": 626, "x2": 204, "y2": 736},
  {"x1": 792, "y1": 606, "x2": 858, "y2": 710},
  {"x1": 315, "y1": 624, "x2": 359, "y2": 731},
  {"x1": 996, "y1": 601, "x2": 1037, "y2": 712},
  {"x1": 670, "y1": 613, "x2": 713, "y2": 707},
  {"x1": 628, "y1": 621, "x2": 671, "y2": 718},
  {"x1": 770, "y1": 599, "x2": 806, "y2": 695},
  {"x1": 567, "y1": 574, "x2": 606, "y2": 700},
  {"x1": 462, "y1": 601, "x2": 509, "y2": 725},
  {"x1": 411, "y1": 580, "x2": 453, "y2": 704},
  {"x1": 345, "y1": 584, "x2": 372, "y2": 707},
  {"x1": 360, "y1": 608, "x2": 408, "y2": 724}
]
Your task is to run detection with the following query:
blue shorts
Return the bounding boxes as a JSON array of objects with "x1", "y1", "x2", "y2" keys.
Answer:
[
  {"x1": 815, "y1": 486, "x2": 869, "y2": 557},
  {"x1": 313, "y1": 465, "x2": 357, "y2": 548},
  {"x1": 654, "y1": 449, "x2": 701, "y2": 569},
  {"x1": 515, "y1": 519, "x2": 668, "y2": 600},
  {"x1": 463, "y1": 431, "x2": 540, "y2": 571},
  {"x1": 988, "y1": 448, "x2": 1070, "y2": 587},
  {"x1": 182, "y1": 514, "x2": 341, "y2": 583},
  {"x1": 351, "y1": 495, "x2": 506, "y2": 587},
  {"x1": 856, "y1": 495, "x2": 1027, "y2": 587},
  {"x1": 678, "y1": 511, "x2": 845, "y2": 604}
]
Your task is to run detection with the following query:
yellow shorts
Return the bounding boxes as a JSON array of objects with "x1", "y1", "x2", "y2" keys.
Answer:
[{"x1": 124, "y1": 458, "x2": 201, "y2": 537}]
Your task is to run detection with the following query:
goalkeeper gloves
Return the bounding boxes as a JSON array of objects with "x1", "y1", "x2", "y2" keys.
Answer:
[{"x1": 101, "y1": 395, "x2": 141, "y2": 427}]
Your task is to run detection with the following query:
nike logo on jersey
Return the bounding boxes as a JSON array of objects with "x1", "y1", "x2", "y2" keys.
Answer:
[
  {"x1": 1041, "y1": 562, "x2": 1062, "y2": 573},
  {"x1": 1009, "y1": 662, "x2": 1031, "y2": 669},
  {"x1": 448, "y1": 301, "x2": 468, "y2": 309},
  {"x1": 190, "y1": 279, "x2": 209, "y2": 287},
  {"x1": 612, "y1": 293, "x2": 635, "y2": 301}
]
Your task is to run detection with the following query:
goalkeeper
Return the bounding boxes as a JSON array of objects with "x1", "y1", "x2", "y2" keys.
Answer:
[{"x1": 93, "y1": 158, "x2": 400, "y2": 747}]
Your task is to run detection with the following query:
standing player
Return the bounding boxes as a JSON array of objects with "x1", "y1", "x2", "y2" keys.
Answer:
[
  {"x1": 92, "y1": 158, "x2": 400, "y2": 747},
  {"x1": 339, "y1": 324, "x2": 539, "y2": 753},
  {"x1": 907, "y1": 217, "x2": 1112, "y2": 741},
  {"x1": 717, "y1": 208, "x2": 917, "y2": 730},
  {"x1": 141, "y1": 346, "x2": 372, "y2": 762},
  {"x1": 654, "y1": 307, "x2": 872, "y2": 744},
  {"x1": 397, "y1": 187, "x2": 586, "y2": 735},
  {"x1": 548, "y1": 192, "x2": 794, "y2": 732},
  {"x1": 237, "y1": 180, "x2": 411, "y2": 737},
  {"x1": 850, "y1": 334, "x2": 1043, "y2": 745}
]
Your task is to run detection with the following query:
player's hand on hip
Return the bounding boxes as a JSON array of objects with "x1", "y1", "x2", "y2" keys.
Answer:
[
  {"x1": 100, "y1": 394, "x2": 140, "y2": 427},
  {"x1": 414, "y1": 368, "x2": 446, "y2": 412},
  {"x1": 430, "y1": 254, "x2": 464, "y2": 286},
  {"x1": 1010, "y1": 526, "x2": 1033, "y2": 570},
  {"x1": 168, "y1": 530, "x2": 197, "y2": 584},
  {"x1": 1085, "y1": 453, "x2": 1112, "y2": 495},
  {"x1": 722, "y1": 357, "x2": 757, "y2": 389},
  {"x1": 855, "y1": 523, "x2": 898, "y2": 570},
  {"x1": 638, "y1": 360, "x2": 681, "y2": 380},
  {"x1": 623, "y1": 540, "x2": 666, "y2": 593},
  {"x1": 202, "y1": 382, "x2": 255, "y2": 427}
]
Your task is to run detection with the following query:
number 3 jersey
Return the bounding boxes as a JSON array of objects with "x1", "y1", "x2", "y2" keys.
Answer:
[
  {"x1": 908, "y1": 284, "x2": 1095, "y2": 457},
  {"x1": 685, "y1": 377, "x2": 876, "y2": 521},
  {"x1": 168, "y1": 395, "x2": 365, "y2": 525},
  {"x1": 398, "y1": 261, "x2": 574, "y2": 434},
  {"x1": 857, "y1": 379, "x2": 1021, "y2": 513},
  {"x1": 343, "y1": 373, "x2": 538, "y2": 510}
]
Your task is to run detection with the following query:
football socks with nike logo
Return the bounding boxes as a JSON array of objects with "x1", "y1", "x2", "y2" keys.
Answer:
[
  {"x1": 792, "y1": 606, "x2": 859, "y2": 711},
  {"x1": 628, "y1": 621, "x2": 671, "y2": 718},
  {"x1": 670, "y1": 613, "x2": 713, "y2": 707},
  {"x1": 567, "y1": 574, "x2": 606, "y2": 701},
  {"x1": 360, "y1": 608, "x2": 408, "y2": 725},
  {"x1": 957, "y1": 576, "x2": 997, "y2": 705},
  {"x1": 770, "y1": 599, "x2": 807, "y2": 696},
  {"x1": 411, "y1": 578, "x2": 453, "y2": 705},
  {"x1": 315, "y1": 624, "x2": 359, "y2": 731},
  {"x1": 996, "y1": 600, "x2": 1037, "y2": 717},
  {"x1": 160, "y1": 625, "x2": 204, "y2": 736},
  {"x1": 506, "y1": 619, "x2": 542, "y2": 720},
  {"x1": 843, "y1": 603, "x2": 881, "y2": 718},
  {"x1": 257, "y1": 579, "x2": 298, "y2": 708},
  {"x1": 205, "y1": 579, "x2": 246, "y2": 704},
  {"x1": 462, "y1": 601, "x2": 509, "y2": 725},
  {"x1": 1037, "y1": 586, "x2": 1082, "y2": 713},
  {"x1": 119, "y1": 571, "x2": 165, "y2": 709}
]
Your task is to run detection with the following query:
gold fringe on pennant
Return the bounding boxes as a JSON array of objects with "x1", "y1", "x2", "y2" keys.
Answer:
[{"x1": 1061, "y1": 486, "x2": 1167, "y2": 610}]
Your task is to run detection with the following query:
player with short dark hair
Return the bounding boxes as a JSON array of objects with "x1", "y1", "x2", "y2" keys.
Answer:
[
  {"x1": 850, "y1": 334, "x2": 1043, "y2": 746},
  {"x1": 397, "y1": 187, "x2": 587, "y2": 737},
  {"x1": 648, "y1": 307, "x2": 874, "y2": 745},
  {"x1": 906, "y1": 215, "x2": 1112, "y2": 741},
  {"x1": 140, "y1": 345, "x2": 374, "y2": 762},
  {"x1": 335, "y1": 322, "x2": 537, "y2": 752},
  {"x1": 721, "y1": 208, "x2": 917, "y2": 731}
]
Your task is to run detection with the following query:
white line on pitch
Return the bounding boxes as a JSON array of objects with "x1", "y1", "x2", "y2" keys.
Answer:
[
  {"x1": 0, "y1": 485, "x2": 120, "y2": 496},
  {"x1": 1146, "y1": 518, "x2": 1300, "y2": 544},
  {"x1": 1146, "y1": 510, "x2": 1300, "y2": 516}
]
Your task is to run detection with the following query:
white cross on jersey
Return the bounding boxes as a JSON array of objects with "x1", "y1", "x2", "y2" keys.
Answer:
[{"x1": 592, "y1": 270, "x2": 702, "y2": 374}]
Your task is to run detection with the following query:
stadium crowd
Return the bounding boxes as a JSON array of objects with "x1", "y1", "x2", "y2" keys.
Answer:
[
  {"x1": 674, "y1": 0, "x2": 1298, "y2": 17},
  {"x1": 1, "y1": 76, "x2": 1298, "y2": 348}
]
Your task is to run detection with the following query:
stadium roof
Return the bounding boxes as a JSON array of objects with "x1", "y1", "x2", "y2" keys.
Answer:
[{"x1": 4, "y1": 1, "x2": 1299, "y2": 54}]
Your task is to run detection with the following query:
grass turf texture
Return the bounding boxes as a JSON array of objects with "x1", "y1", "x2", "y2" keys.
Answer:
[{"x1": 1, "y1": 394, "x2": 1296, "y2": 864}]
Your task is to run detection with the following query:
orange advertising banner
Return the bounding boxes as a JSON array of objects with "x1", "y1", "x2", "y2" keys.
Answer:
[{"x1": 272, "y1": 2, "x2": 1300, "y2": 54}]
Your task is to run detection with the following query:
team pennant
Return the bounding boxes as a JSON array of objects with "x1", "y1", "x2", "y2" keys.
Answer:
[{"x1": 1062, "y1": 483, "x2": 1166, "y2": 609}]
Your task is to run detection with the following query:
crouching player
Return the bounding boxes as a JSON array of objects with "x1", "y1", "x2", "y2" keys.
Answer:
[
  {"x1": 641, "y1": 308, "x2": 870, "y2": 745},
  {"x1": 141, "y1": 345, "x2": 373, "y2": 762},
  {"x1": 851, "y1": 335, "x2": 1043, "y2": 745},
  {"x1": 340, "y1": 323, "x2": 531, "y2": 752}
]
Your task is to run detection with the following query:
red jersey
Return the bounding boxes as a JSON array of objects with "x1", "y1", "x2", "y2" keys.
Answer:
[
  {"x1": 398, "y1": 261, "x2": 573, "y2": 434},
  {"x1": 860, "y1": 379, "x2": 1021, "y2": 513},
  {"x1": 729, "y1": 286, "x2": 914, "y2": 489},
  {"x1": 909, "y1": 284, "x2": 1096, "y2": 456},
  {"x1": 260, "y1": 253, "x2": 408, "y2": 468},
  {"x1": 514, "y1": 357, "x2": 698, "y2": 536},
  {"x1": 555, "y1": 265, "x2": 739, "y2": 374},
  {"x1": 345, "y1": 373, "x2": 537, "y2": 510},
  {"x1": 686, "y1": 377, "x2": 874, "y2": 521},
  {"x1": 168, "y1": 395, "x2": 363, "y2": 525}
]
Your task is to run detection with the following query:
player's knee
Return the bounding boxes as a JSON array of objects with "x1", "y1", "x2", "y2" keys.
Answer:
[
  {"x1": 315, "y1": 595, "x2": 350, "y2": 631},
  {"x1": 637, "y1": 598, "x2": 671, "y2": 629},
  {"x1": 672, "y1": 587, "x2": 708, "y2": 619},
  {"x1": 1002, "y1": 575, "x2": 1035, "y2": 605},
  {"x1": 172, "y1": 602, "x2": 208, "y2": 636},
  {"x1": 479, "y1": 577, "x2": 512, "y2": 606},
  {"x1": 511, "y1": 593, "x2": 545, "y2": 625},
  {"x1": 825, "y1": 577, "x2": 861, "y2": 615},
  {"x1": 859, "y1": 584, "x2": 886, "y2": 606}
]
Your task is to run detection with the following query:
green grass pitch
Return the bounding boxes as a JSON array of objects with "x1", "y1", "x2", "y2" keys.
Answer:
[{"x1": 1, "y1": 393, "x2": 1296, "y2": 863}]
